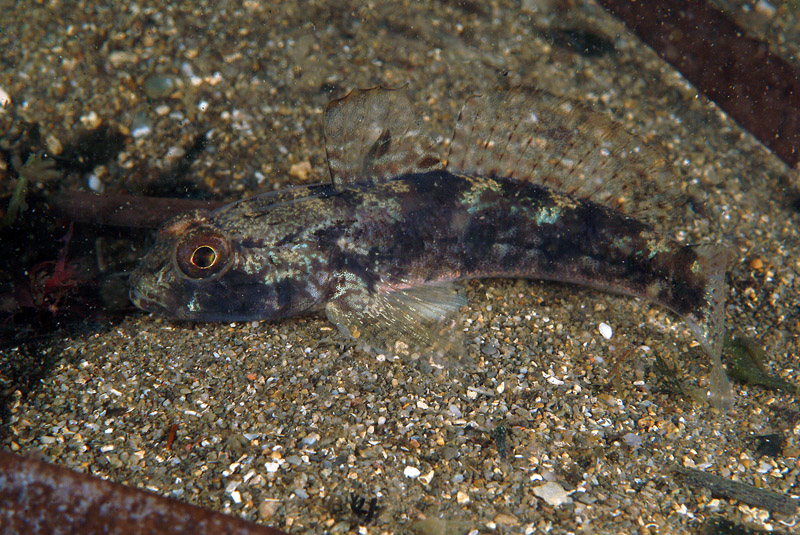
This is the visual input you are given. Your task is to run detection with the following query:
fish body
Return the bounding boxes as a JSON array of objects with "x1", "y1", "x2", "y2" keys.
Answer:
[{"x1": 130, "y1": 87, "x2": 733, "y2": 408}]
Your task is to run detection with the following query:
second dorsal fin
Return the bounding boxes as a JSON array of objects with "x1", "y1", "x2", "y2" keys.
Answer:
[
  {"x1": 445, "y1": 88, "x2": 685, "y2": 226},
  {"x1": 324, "y1": 87, "x2": 442, "y2": 189}
]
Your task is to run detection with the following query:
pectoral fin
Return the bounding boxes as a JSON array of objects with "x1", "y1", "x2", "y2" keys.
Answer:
[{"x1": 325, "y1": 282, "x2": 467, "y2": 364}]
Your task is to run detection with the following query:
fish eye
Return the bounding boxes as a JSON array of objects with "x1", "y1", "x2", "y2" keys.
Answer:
[
  {"x1": 191, "y1": 246, "x2": 217, "y2": 268},
  {"x1": 175, "y1": 228, "x2": 232, "y2": 279}
]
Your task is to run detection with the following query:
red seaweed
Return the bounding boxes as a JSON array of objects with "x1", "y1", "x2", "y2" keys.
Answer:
[
  {"x1": 0, "y1": 451, "x2": 290, "y2": 535},
  {"x1": 598, "y1": 0, "x2": 800, "y2": 168}
]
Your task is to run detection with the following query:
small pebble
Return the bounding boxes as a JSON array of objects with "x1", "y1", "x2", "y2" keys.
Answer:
[
  {"x1": 289, "y1": 160, "x2": 313, "y2": 180},
  {"x1": 533, "y1": 482, "x2": 572, "y2": 507},
  {"x1": 598, "y1": 322, "x2": 613, "y2": 340},
  {"x1": 755, "y1": 0, "x2": 777, "y2": 16},
  {"x1": 403, "y1": 466, "x2": 421, "y2": 478},
  {"x1": 143, "y1": 74, "x2": 176, "y2": 99},
  {"x1": 80, "y1": 111, "x2": 102, "y2": 128},
  {"x1": 623, "y1": 432, "x2": 643, "y2": 447},
  {"x1": 259, "y1": 499, "x2": 280, "y2": 520},
  {"x1": 88, "y1": 174, "x2": 103, "y2": 192}
]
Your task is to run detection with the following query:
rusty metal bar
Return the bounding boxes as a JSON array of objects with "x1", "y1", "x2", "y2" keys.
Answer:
[{"x1": 0, "y1": 450, "x2": 289, "y2": 535}]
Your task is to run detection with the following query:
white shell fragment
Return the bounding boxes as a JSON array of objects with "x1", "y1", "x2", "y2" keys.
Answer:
[
  {"x1": 532, "y1": 482, "x2": 572, "y2": 507},
  {"x1": 403, "y1": 466, "x2": 421, "y2": 478},
  {"x1": 598, "y1": 322, "x2": 613, "y2": 340}
]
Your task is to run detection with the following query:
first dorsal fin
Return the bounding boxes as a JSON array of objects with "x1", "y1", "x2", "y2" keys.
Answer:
[
  {"x1": 445, "y1": 88, "x2": 686, "y2": 228},
  {"x1": 324, "y1": 87, "x2": 442, "y2": 189}
]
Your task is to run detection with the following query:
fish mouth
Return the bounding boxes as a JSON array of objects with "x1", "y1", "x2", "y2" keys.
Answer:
[{"x1": 128, "y1": 285, "x2": 170, "y2": 315}]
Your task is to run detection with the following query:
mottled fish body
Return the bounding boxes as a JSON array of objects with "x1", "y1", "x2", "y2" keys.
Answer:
[{"x1": 130, "y1": 87, "x2": 733, "y2": 409}]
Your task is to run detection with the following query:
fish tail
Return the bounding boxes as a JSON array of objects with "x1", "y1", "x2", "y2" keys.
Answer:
[{"x1": 682, "y1": 244, "x2": 734, "y2": 411}]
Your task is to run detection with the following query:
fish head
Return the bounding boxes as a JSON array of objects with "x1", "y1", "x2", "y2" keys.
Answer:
[{"x1": 129, "y1": 209, "x2": 326, "y2": 322}]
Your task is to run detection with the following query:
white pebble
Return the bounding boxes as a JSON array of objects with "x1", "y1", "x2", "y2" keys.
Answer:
[
  {"x1": 131, "y1": 124, "x2": 152, "y2": 138},
  {"x1": 403, "y1": 466, "x2": 421, "y2": 478},
  {"x1": 88, "y1": 173, "x2": 103, "y2": 192},
  {"x1": 598, "y1": 322, "x2": 613, "y2": 340},
  {"x1": 532, "y1": 481, "x2": 572, "y2": 507},
  {"x1": 80, "y1": 111, "x2": 101, "y2": 129},
  {"x1": 264, "y1": 461, "x2": 281, "y2": 473},
  {"x1": 755, "y1": 0, "x2": 776, "y2": 16}
]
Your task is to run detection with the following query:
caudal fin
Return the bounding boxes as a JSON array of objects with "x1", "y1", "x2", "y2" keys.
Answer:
[{"x1": 683, "y1": 244, "x2": 734, "y2": 411}]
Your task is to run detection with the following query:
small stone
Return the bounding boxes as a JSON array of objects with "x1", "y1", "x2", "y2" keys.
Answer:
[
  {"x1": 289, "y1": 160, "x2": 313, "y2": 180},
  {"x1": 481, "y1": 344, "x2": 498, "y2": 356},
  {"x1": 264, "y1": 461, "x2": 281, "y2": 473},
  {"x1": 533, "y1": 482, "x2": 572, "y2": 507},
  {"x1": 45, "y1": 133, "x2": 62, "y2": 155},
  {"x1": 754, "y1": 0, "x2": 776, "y2": 17},
  {"x1": 404, "y1": 466, "x2": 421, "y2": 478},
  {"x1": 80, "y1": 111, "x2": 102, "y2": 129},
  {"x1": 598, "y1": 322, "x2": 613, "y2": 340},
  {"x1": 494, "y1": 513, "x2": 520, "y2": 526},
  {"x1": 259, "y1": 499, "x2": 280, "y2": 519},
  {"x1": 143, "y1": 74, "x2": 176, "y2": 99},
  {"x1": 442, "y1": 446, "x2": 458, "y2": 461},
  {"x1": 88, "y1": 174, "x2": 103, "y2": 192},
  {"x1": 108, "y1": 50, "x2": 137, "y2": 67},
  {"x1": 456, "y1": 490, "x2": 470, "y2": 504},
  {"x1": 622, "y1": 432, "x2": 643, "y2": 447}
]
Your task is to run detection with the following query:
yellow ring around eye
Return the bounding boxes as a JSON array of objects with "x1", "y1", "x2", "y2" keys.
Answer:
[{"x1": 191, "y1": 246, "x2": 218, "y2": 269}]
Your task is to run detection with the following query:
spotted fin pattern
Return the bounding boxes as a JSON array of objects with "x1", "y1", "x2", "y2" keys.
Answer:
[{"x1": 446, "y1": 89, "x2": 684, "y2": 229}]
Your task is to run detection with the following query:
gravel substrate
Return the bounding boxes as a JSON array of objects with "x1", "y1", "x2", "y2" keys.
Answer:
[{"x1": 2, "y1": 1, "x2": 799, "y2": 534}]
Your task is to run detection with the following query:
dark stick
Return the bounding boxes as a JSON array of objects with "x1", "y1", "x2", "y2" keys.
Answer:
[
  {"x1": 52, "y1": 191, "x2": 225, "y2": 228},
  {"x1": 598, "y1": 0, "x2": 800, "y2": 168},
  {"x1": 0, "y1": 451, "x2": 290, "y2": 535},
  {"x1": 673, "y1": 465, "x2": 799, "y2": 515}
]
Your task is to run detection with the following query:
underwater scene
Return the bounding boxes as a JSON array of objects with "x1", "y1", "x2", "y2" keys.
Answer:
[{"x1": 1, "y1": 1, "x2": 800, "y2": 534}]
